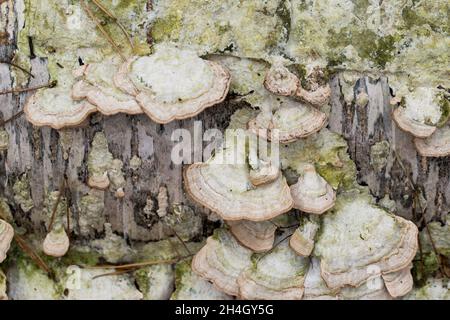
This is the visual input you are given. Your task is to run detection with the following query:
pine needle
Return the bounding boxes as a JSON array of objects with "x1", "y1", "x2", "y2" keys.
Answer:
[
  {"x1": 0, "y1": 111, "x2": 24, "y2": 127},
  {"x1": 48, "y1": 178, "x2": 66, "y2": 232},
  {"x1": 0, "y1": 80, "x2": 56, "y2": 95},
  {"x1": 0, "y1": 60, "x2": 34, "y2": 78},
  {"x1": 14, "y1": 234, "x2": 52, "y2": 276},
  {"x1": 81, "y1": 0, "x2": 126, "y2": 62},
  {"x1": 90, "y1": 0, "x2": 134, "y2": 50}
]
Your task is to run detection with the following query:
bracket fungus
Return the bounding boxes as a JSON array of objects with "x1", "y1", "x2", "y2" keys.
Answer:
[
  {"x1": 72, "y1": 57, "x2": 143, "y2": 115},
  {"x1": 237, "y1": 241, "x2": 310, "y2": 300},
  {"x1": 382, "y1": 265, "x2": 414, "y2": 298},
  {"x1": 191, "y1": 229, "x2": 253, "y2": 296},
  {"x1": 43, "y1": 226, "x2": 70, "y2": 258},
  {"x1": 248, "y1": 158, "x2": 280, "y2": 187},
  {"x1": 248, "y1": 103, "x2": 328, "y2": 143},
  {"x1": 171, "y1": 259, "x2": 233, "y2": 300},
  {"x1": 227, "y1": 220, "x2": 277, "y2": 253},
  {"x1": 24, "y1": 72, "x2": 97, "y2": 130},
  {"x1": 0, "y1": 219, "x2": 14, "y2": 263},
  {"x1": 290, "y1": 164, "x2": 336, "y2": 215},
  {"x1": 392, "y1": 88, "x2": 445, "y2": 138},
  {"x1": 314, "y1": 193, "x2": 418, "y2": 290},
  {"x1": 264, "y1": 62, "x2": 331, "y2": 108},
  {"x1": 184, "y1": 155, "x2": 293, "y2": 222},
  {"x1": 289, "y1": 216, "x2": 320, "y2": 257},
  {"x1": 414, "y1": 123, "x2": 450, "y2": 157},
  {"x1": 115, "y1": 44, "x2": 231, "y2": 123}
]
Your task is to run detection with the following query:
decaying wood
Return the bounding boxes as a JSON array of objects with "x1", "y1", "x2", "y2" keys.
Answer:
[{"x1": 0, "y1": 1, "x2": 448, "y2": 246}]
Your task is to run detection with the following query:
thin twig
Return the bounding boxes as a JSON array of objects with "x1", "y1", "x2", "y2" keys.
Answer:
[
  {"x1": 269, "y1": 220, "x2": 300, "y2": 230},
  {"x1": 169, "y1": 226, "x2": 192, "y2": 255},
  {"x1": 86, "y1": 255, "x2": 193, "y2": 270},
  {"x1": 0, "y1": 60, "x2": 34, "y2": 78},
  {"x1": 0, "y1": 111, "x2": 24, "y2": 127},
  {"x1": 80, "y1": 0, "x2": 126, "y2": 62},
  {"x1": 0, "y1": 80, "x2": 56, "y2": 96},
  {"x1": 92, "y1": 268, "x2": 136, "y2": 280},
  {"x1": 14, "y1": 234, "x2": 52, "y2": 276},
  {"x1": 90, "y1": 0, "x2": 134, "y2": 50},
  {"x1": 48, "y1": 178, "x2": 66, "y2": 232}
]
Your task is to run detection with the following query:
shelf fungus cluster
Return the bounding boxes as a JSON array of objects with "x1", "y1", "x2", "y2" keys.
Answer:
[
  {"x1": 392, "y1": 87, "x2": 450, "y2": 157},
  {"x1": 24, "y1": 44, "x2": 231, "y2": 128}
]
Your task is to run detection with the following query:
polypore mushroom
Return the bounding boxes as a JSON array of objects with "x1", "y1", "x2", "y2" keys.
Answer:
[
  {"x1": 382, "y1": 264, "x2": 414, "y2": 298},
  {"x1": 237, "y1": 241, "x2": 310, "y2": 300},
  {"x1": 87, "y1": 132, "x2": 113, "y2": 190},
  {"x1": 392, "y1": 87, "x2": 444, "y2": 138},
  {"x1": 184, "y1": 138, "x2": 293, "y2": 221},
  {"x1": 171, "y1": 259, "x2": 233, "y2": 300},
  {"x1": 248, "y1": 103, "x2": 328, "y2": 143},
  {"x1": 264, "y1": 62, "x2": 331, "y2": 107},
  {"x1": 24, "y1": 72, "x2": 97, "y2": 129},
  {"x1": 0, "y1": 219, "x2": 14, "y2": 263},
  {"x1": 314, "y1": 193, "x2": 418, "y2": 290},
  {"x1": 290, "y1": 164, "x2": 336, "y2": 214},
  {"x1": 303, "y1": 258, "x2": 338, "y2": 300},
  {"x1": 114, "y1": 44, "x2": 231, "y2": 123},
  {"x1": 191, "y1": 228, "x2": 253, "y2": 296},
  {"x1": 414, "y1": 123, "x2": 450, "y2": 157},
  {"x1": 248, "y1": 159, "x2": 280, "y2": 186},
  {"x1": 227, "y1": 220, "x2": 277, "y2": 253},
  {"x1": 71, "y1": 57, "x2": 143, "y2": 115},
  {"x1": 43, "y1": 226, "x2": 70, "y2": 258},
  {"x1": 289, "y1": 215, "x2": 320, "y2": 256}
]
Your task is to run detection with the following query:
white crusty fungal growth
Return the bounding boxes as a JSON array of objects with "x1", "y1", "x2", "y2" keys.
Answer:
[
  {"x1": 392, "y1": 87, "x2": 444, "y2": 138},
  {"x1": 0, "y1": 219, "x2": 14, "y2": 263},
  {"x1": 87, "y1": 132, "x2": 113, "y2": 190},
  {"x1": 237, "y1": 241, "x2": 310, "y2": 300},
  {"x1": 289, "y1": 216, "x2": 320, "y2": 257},
  {"x1": 24, "y1": 72, "x2": 97, "y2": 129},
  {"x1": 115, "y1": 44, "x2": 231, "y2": 123},
  {"x1": 227, "y1": 220, "x2": 277, "y2": 253},
  {"x1": 43, "y1": 226, "x2": 70, "y2": 258},
  {"x1": 290, "y1": 164, "x2": 336, "y2": 214},
  {"x1": 248, "y1": 103, "x2": 327, "y2": 143},
  {"x1": 303, "y1": 258, "x2": 338, "y2": 300},
  {"x1": 171, "y1": 259, "x2": 233, "y2": 300},
  {"x1": 71, "y1": 57, "x2": 142, "y2": 115},
  {"x1": 414, "y1": 123, "x2": 450, "y2": 157},
  {"x1": 249, "y1": 159, "x2": 280, "y2": 187},
  {"x1": 382, "y1": 265, "x2": 414, "y2": 298},
  {"x1": 191, "y1": 229, "x2": 253, "y2": 296},
  {"x1": 314, "y1": 193, "x2": 418, "y2": 291},
  {"x1": 184, "y1": 140, "x2": 293, "y2": 221},
  {"x1": 264, "y1": 62, "x2": 331, "y2": 107}
]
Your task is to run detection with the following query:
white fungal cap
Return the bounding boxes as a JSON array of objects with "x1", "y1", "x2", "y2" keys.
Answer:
[
  {"x1": 114, "y1": 44, "x2": 231, "y2": 123},
  {"x1": 71, "y1": 56, "x2": 143, "y2": 115},
  {"x1": 414, "y1": 123, "x2": 450, "y2": 157},
  {"x1": 289, "y1": 216, "x2": 320, "y2": 256},
  {"x1": 237, "y1": 241, "x2": 310, "y2": 300},
  {"x1": 24, "y1": 71, "x2": 97, "y2": 129},
  {"x1": 392, "y1": 87, "x2": 444, "y2": 138},
  {"x1": 191, "y1": 228, "x2": 253, "y2": 296},
  {"x1": 382, "y1": 264, "x2": 414, "y2": 298},
  {"x1": 248, "y1": 102, "x2": 328, "y2": 143},
  {"x1": 314, "y1": 192, "x2": 418, "y2": 291},
  {"x1": 249, "y1": 159, "x2": 280, "y2": 187},
  {"x1": 227, "y1": 220, "x2": 277, "y2": 252},
  {"x1": 290, "y1": 164, "x2": 336, "y2": 214},
  {"x1": 264, "y1": 62, "x2": 331, "y2": 107},
  {"x1": 43, "y1": 226, "x2": 70, "y2": 258},
  {"x1": 0, "y1": 219, "x2": 14, "y2": 263},
  {"x1": 171, "y1": 259, "x2": 233, "y2": 300}
]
